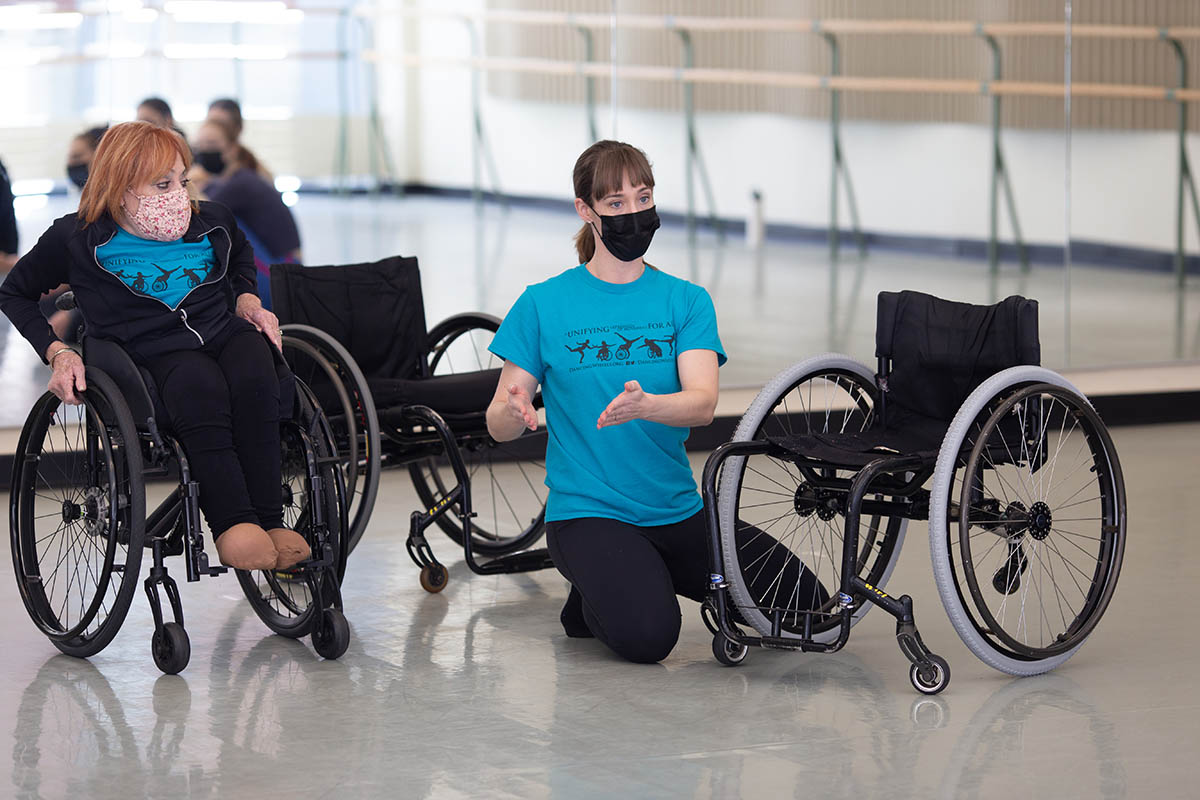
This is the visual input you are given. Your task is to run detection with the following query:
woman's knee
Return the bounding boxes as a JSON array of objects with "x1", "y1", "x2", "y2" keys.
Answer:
[{"x1": 604, "y1": 610, "x2": 681, "y2": 664}]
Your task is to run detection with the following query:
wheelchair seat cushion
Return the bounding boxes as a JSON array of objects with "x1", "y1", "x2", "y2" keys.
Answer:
[
  {"x1": 369, "y1": 368, "x2": 501, "y2": 417},
  {"x1": 767, "y1": 408, "x2": 948, "y2": 468}
]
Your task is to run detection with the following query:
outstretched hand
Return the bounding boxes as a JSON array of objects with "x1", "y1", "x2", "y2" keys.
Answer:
[
  {"x1": 505, "y1": 383, "x2": 538, "y2": 431},
  {"x1": 597, "y1": 380, "x2": 649, "y2": 429}
]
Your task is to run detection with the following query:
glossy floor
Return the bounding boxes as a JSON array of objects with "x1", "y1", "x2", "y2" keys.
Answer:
[{"x1": 0, "y1": 422, "x2": 1195, "y2": 799}]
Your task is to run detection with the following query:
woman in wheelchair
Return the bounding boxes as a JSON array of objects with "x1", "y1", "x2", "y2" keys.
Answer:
[
  {"x1": 0, "y1": 120, "x2": 309, "y2": 572},
  {"x1": 486, "y1": 140, "x2": 823, "y2": 664}
]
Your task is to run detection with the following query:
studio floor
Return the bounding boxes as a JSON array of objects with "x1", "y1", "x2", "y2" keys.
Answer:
[{"x1": 0, "y1": 422, "x2": 1195, "y2": 799}]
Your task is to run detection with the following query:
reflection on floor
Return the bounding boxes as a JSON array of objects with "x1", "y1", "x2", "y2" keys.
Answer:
[
  {"x1": 0, "y1": 423, "x2": 1194, "y2": 798},
  {"x1": 3, "y1": 194, "x2": 1198, "y2": 422}
]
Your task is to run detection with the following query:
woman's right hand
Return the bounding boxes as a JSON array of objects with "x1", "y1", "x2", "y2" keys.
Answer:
[
  {"x1": 504, "y1": 383, "x2": 538, "y2": 431},
  {"x1": 47, "y1": 350, "x2": 86, "y2": 405}
]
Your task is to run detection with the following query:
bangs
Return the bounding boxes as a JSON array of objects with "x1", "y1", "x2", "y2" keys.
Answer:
[
  {"x1": 129, "y1": 131, "x2": 191, "y2": 186},
  {"x1": 589, "y1": 147, "x2": 655, "y2": 202}
]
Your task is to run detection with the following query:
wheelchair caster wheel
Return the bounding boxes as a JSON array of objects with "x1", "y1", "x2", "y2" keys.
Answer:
[
  {"x1": 712, "y1": 632, "x2": 749, "y2": 666},
  {"x1": 910, "y1": 654, "x2": 951, "y2": 695},
  {"x1": 152, "y1": 622, "x2": 191, "y2": 675},
  {"x1": 419, "y1": 563, "x2": 449, "y2": 594},
  {"x1": 312, "y1": 609, "x2": 350, "y2": 660}
]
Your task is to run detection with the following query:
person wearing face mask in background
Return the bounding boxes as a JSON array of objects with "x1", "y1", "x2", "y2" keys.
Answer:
[
  {"x1": 188, "y1": 118, "x2": 301, "y2": 308},
  {"x1": 485, "y1": 141, "x2": 826, "y2": 664},
  {"x1": 36, "y1": 125, "x2": 112, "y2": 339},
  {"x1": 65, "y1": 125, "x2": 109, "y2": 192},
  {"x1": 205, "y1": 97, "x2": 275, "y2": 182},
  {"x1": 0, "y1": 121, "x2": 310, "y2": 572}
]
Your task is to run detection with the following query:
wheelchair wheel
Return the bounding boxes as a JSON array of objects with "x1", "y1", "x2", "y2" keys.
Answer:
[
  {"x1": 10, "y1": 369, "x2": 146, "y2": 658},
  {"x1": 237, "y1": 381, "x2": 346, "y2": 638},
  {"x1": 930, "y1": 367, "x2": 1126, "y2": 676},
  {"x1": 409, "y1": 312, "x2": 548, "y2": 556},
  {"x1": 280, "y1": 324, "x2": 380, "y2": 556},
  {"x1": 717, "y1": 354, "x2": 907, "y2": 643}
]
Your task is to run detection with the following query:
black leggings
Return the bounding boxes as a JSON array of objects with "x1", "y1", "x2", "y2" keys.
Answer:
[
  {"x1": 546, "y1": 510, "x2": 828, "y2": 664},
  {"x1": 140, "y1": 318, "x2": 281, "y2": 535}
]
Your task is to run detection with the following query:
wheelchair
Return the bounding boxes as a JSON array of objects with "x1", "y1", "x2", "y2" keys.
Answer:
[
  {"x1": 269, "y1": 256, "x2": 553, "y2": 592},
  {"x1": 9, "y1": 294, "x2": 351, "y2": 674},
  {"x1": 700, "y1": 291, "x2": 1126, "y2": 694}
]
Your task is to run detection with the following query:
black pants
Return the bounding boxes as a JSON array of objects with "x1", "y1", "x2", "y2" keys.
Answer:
[
  {"x1": 546, "y1": 510, "x2": 828, "y2": 664},
  {"x1": 140, "y1": 318, "x2": 281, "y2": 536}
]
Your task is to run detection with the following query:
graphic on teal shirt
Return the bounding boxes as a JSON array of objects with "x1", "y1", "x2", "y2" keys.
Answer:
[
  {"x1": 488, "y1": 264, "x2": 726, "y2": 527},
  {"x1": 96, "y1": 228, "x2": 215, "y2": 309}
]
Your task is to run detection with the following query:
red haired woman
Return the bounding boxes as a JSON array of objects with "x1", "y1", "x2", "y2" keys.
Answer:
[{"x1": 0, "y1": 121, "x2": 308, "y2": 571}]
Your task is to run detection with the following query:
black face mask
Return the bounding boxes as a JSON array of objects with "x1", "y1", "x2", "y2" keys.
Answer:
[
  {"x1": 589, "y1": 205, "x2": 660, "y2": 263},
  {"x1": 193, "y1": 149, "x2": 226, "y2": 175},
  {"x1": 66, "y1": 163, "x2": 89, "y2": 190}
]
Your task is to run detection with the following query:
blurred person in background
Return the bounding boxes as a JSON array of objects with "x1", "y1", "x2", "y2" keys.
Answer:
[
  {"x1": 189, "y1": 119, "x2": 301, "y2": 308},
  {"x1": 138, "y1": 96, "x2": 187, "y2": 140},
  {"x1": 66, "y1": 125, "x2": 108, "y2": 191},
  {"x1": 207, "y1": 97, "x2": 273, "y2": 181},
  {"x1": 0, "y1": 156, "x2": 16, "y2": 271}
]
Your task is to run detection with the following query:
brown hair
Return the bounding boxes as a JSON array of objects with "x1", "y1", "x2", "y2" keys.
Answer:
[
  {"x1": 77, "y1": 121, "x2": 195, "y2": 226},
  {"x1": 199, "y1": 118, "x2": 261, "y2": 174},
  {"x1": 572, "y1": 140, "x2": 655, "y2": 263}
]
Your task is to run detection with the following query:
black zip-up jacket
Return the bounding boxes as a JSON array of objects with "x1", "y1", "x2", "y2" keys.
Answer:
[{"x1": 0, "y1": 201, "x2": 258, "y2": 363}]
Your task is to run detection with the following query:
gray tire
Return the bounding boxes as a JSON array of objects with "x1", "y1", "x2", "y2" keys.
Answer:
[
  {"x1": 929, "y1": 366, "x2": 1099, "y2": 676},
  {"x1": 718, "y1": 354, "x2": 907, "y2": 643}
]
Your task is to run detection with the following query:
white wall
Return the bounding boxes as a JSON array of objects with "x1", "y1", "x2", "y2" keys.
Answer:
[{"x1": 399, "y1": 82, "x2": 1200, "y2": 256}]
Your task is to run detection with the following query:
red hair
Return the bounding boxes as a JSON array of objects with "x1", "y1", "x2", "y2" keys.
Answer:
[{"x1": 78, "y1": 121, "x2": 195, "y2": 226}]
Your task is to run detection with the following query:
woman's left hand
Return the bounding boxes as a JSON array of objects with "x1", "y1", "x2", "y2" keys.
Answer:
[
  {"x1": 597, "y1": 380, "x2": 650, "y2": 429},
  {"x1": 236, "y1": 293, "x2": 282, "y2": 352}
]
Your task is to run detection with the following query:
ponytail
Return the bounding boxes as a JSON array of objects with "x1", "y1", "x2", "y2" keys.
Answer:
[{"x1": 574, "y1": 222, "x2": 596, "y2": 264}]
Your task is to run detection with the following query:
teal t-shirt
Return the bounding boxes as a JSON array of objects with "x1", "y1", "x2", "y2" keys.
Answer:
[
  {"x1": 489, "y1": 264, "x2": 726, "y2": 526},
  {"x1": 96, "y1": 228, "x2": 215, "y2": 309}
]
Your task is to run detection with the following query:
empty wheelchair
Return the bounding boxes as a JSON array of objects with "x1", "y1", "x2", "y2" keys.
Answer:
[
  {"x1": 10, "y1": 295, "x2": 350, "y2": 674},
  {"x1": 269, "y1": 256, "x2": 553, "y2": 592},
  {"x1": 700, "y1": 291, "x2": 1126, "y2": 694}
]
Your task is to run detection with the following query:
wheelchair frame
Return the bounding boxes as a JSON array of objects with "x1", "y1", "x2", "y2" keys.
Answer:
[
  {"x1": 273, "y1": 265, "x2": 555, "y2": 594},
  {"x1": 9, "y1": 312, "x2": 350, "y2": 674},
  {"x1": 698, "y1": 292, "x2": 1127, "y2": 694},
  {"x1": 699, "y1": 360, "x2": 951, "y2": 694}
]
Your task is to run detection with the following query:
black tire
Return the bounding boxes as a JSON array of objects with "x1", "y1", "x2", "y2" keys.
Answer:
[
  {"x1": 409, "y1": 312, "x2": 547, "y2": 556},
  {"x1": 280, "y1": 325, "x2": 380, "y2": 556},
  {"x1": 10, "y1": 369, "x2": 146, "y2": 659},
  {"x1": 717, "y1": 355, "x2": 907, "y2": 643},
  {"x1": 910, "y1": 655, "x2": 951, "y2": 695},
  {"x1": 238, "y1": 380, "x2": 346, "y2": 638},
  {"x1": 931, "y1": 374, "x2": 1126, "y2": 674},
  {"x1": 712, "y1": 632, "x2": 749, "y2": 666},
  {"x1": 312, "y1": 608, "x2": 350, "y2": 660},
  {"x1": 152, "y1": 622, "x2": 191, "y2": 675}
]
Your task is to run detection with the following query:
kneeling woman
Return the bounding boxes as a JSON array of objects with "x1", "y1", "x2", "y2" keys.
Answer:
[
  {"x1": 486, "y1": 141, "x2": 823, "y2": 663},
  {"x1": 0, "y1": 121, "x2": 308, "y2": 571}
]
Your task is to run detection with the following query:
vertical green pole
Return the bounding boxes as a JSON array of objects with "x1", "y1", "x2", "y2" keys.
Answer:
[
  {"x1": 577, "y1": 26, "x2": 598, "y2": 142},
  {"x1": 1167, "y1": 35, "x2": 1190, "y2": 293},
  {"x1": 985, "y1": 33, "x2": 1000, "y2": 278},
  {"x1": 822, "y1": 30, "x2": 841, "y2": 263},
  {"x1": 679, "y1": 28, "x2": 697, "y2": 243}
]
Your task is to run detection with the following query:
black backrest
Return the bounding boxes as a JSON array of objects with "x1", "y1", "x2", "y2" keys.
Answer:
[
  {"x1": 876, "y1": 290, "x2": 1040, "y2": 421},
  {"x1": 271, "y1": 256, "x2": 429, "y2": 381}
]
